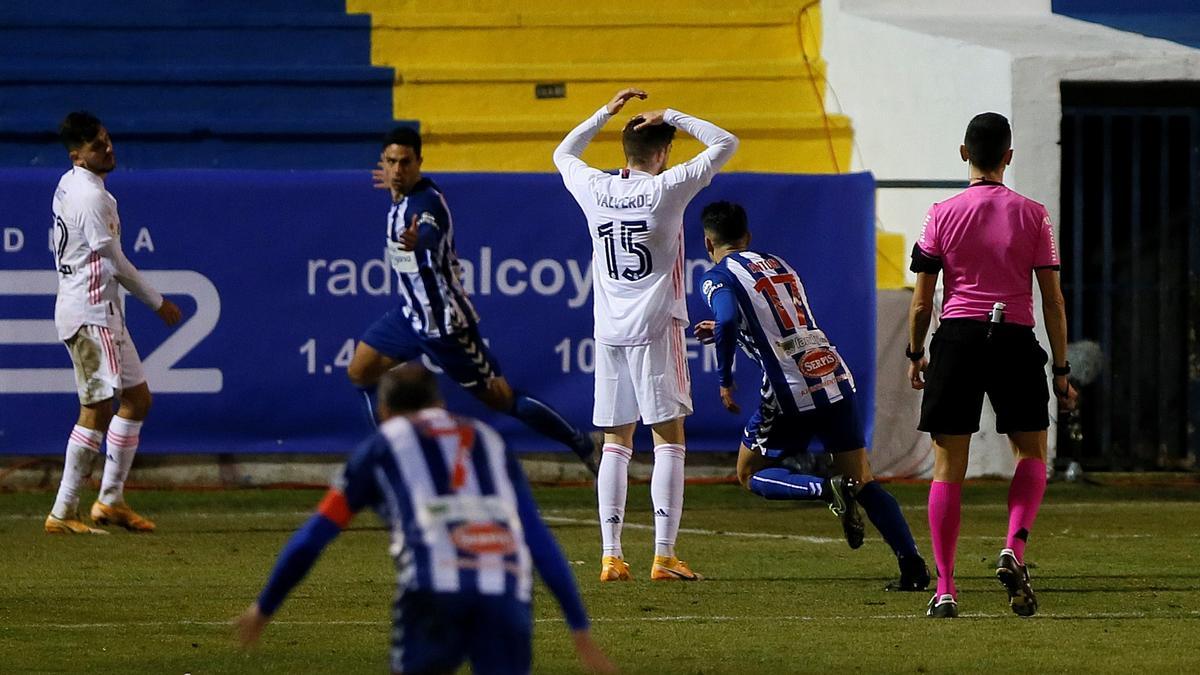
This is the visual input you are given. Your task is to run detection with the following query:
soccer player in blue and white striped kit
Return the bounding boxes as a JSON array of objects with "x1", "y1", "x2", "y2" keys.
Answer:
[
  {"x1": 347, "y1": 127, "x2": 599, "y2": 473},
  {"x1": 693, "y1": 201, "x2": 930, "y2": 591},
  {"x1": 237, "y1": 364, "x2": 614, "y2": 674}
]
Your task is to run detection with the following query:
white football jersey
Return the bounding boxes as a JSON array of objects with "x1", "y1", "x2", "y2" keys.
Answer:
[
  {"x1": 554, "y1": 107, "x2": 738, "y2": 345},
  {"x1": 51, "y1": 167, "x2": 161, "y2": 340}
]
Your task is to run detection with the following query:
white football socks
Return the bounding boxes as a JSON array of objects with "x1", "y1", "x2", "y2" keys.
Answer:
[
  {"x1": 99, "y1": 416, "x2": 142, "y2": 507},
  {"x1": 51, "y1": 425, "x2": 103, "y2": 519},
  {"x1": 651, "y1": 443, "x2": 686, "y2": 558},
  {"x1": 597, "y1": 443, "x2": 632, "y2": 559}
]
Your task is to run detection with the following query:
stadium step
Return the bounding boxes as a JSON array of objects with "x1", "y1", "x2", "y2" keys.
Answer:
[
  {"x1": 348, "y1": 0, "x2": 818, "y2": 13},
  {"x1": 360, "y1": 9, "x2": 814, "y2": 66},
  {"x1": 350, "y1": 2, "x2": 844, "y2": 173},
  {"x1": 0, "y1": 14, "x2": 372, "y2": 66},
  {"x1": 0, "y1": 65, "x2": 396, "y2": 122},
  {"x1": 395, "y1": 60, "x2": 830, "y2": 121},
  {"x1": 0, "y1": 0, "x2": 349, "y2": 21},
  {"x1": 417, "y1": 112, "x2": 852, "y2": 174}
]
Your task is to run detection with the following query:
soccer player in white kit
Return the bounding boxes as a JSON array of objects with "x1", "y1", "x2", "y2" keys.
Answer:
[
  {"x1": 554, "y1": 89, "x2": 738, "y2": 581},
  {"x1": 44, "y1": 112, "x2": 182, "y2": 535}
]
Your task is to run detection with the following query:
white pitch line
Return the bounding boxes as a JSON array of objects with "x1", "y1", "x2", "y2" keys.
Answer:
[
  {"x1": 6, "y1": 611, "x2": 1199, "y2": 631},
  {"x1": 540, "y1": 515, "x2": 1195, "y2": 543},
  {"x1": 2, "y1": 510, "x2": 1194, "y2": 542},
  {"x1": 542, "y1": 515, "x2": 843, "y2": 544}
]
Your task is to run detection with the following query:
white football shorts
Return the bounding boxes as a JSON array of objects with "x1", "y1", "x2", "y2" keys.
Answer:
[
  {"x1": 593, "y1": 324, "x2": 693, "y2": 427},
  {"x1": 63, "y1": 322, "x2": 145, "y2": 405}
]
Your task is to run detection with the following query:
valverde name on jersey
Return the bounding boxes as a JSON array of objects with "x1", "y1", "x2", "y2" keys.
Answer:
[{"x1": 594, "y1": 192, "x2": 653, "y2": 209}]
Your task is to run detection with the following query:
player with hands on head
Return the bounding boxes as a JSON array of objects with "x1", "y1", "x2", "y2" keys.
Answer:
[
  {"x1": 348, "y1": 126, "x2": 601, "y2": 474},
  {"x1": 554, "y1": 87, "x2": 738, "y2": 582},
  {"x1": 907, "y1": 112, "x2": 1077, "y2": 619},
  {"x1": 237, "y1": 364, "x2": 616, "y2": 675},
  {"x1": 694, "y1": 201, "x2": 930, "y2": 591},
  {"x1": 44, "y1": 111, "x2": 183, "y2": 536}
]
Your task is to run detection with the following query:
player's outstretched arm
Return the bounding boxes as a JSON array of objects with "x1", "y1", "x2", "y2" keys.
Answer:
[
  {"x1": 504, "y1": 450, "x2": 614, "y2": 671},
  {"x1": 553, "y1": 88, "x2": 645, "y2": 181},
  {"x1": 235, "y1": 491, "x2": 351, "y2": 647}
]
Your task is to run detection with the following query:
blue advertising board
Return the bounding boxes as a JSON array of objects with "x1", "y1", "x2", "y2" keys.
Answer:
[{"x1": 0, "y1": 169, "x2": 875, "y2": 455}]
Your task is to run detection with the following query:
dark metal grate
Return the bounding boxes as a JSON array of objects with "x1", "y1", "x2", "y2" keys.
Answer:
[{"x1": 1060, "y1": 82, "x2": 1199, "y2": 470}]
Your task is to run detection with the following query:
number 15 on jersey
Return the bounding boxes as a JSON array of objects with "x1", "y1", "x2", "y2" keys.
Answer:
[{"x1": 597, "y1": 220, "x2": 652, "y2": 281}]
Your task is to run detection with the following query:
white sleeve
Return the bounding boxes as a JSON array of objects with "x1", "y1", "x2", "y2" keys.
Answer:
[
  {"x1": 660, "y1": 109, "x2": 739, "y2": 197},
  {"x1": 552, "y1": 105, "x2": 611, "y2": 191},
  {"x1": 104, "y1": 238, "x2": 164, "y2": 310},
  {"x1": 78, "y1": 194, "x2": 113, "y2": 251}
]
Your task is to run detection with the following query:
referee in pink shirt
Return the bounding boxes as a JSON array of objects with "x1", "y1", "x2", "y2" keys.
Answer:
[{"x1": 906, "y1": 113, "x2": 1078, "y2": 619}]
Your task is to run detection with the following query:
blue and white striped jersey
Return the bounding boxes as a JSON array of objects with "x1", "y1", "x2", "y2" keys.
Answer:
[
  {"x1": 701, "y1": 250, "x2": 855, "y2": 414},
  {"x1": 338, "y1": 408, "x2": 533, "y2": 601},
  {"x1": 385, "y1": 178, "x2": 479, "y2": 338}
]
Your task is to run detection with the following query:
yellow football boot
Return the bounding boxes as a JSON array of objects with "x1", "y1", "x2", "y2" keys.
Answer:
[
  {"x1": 90, "y1": 501, "x2": 156, "y2": 532},
  {"x1": 45, "y1": 513, "x2": 108, "y2": 535},
  {"x1": 650, "y1": 555, "x2": 702, "y2": 581},
  {"x1": 599, "y1": 555, "x2": 632, "y2": 582}
]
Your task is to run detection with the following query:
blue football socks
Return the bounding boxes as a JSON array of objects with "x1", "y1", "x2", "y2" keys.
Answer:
[
  {"x1": 748, "y1": 468, "x2": 827, "y2": 500},
  {"x1": 356, "y1": 385, "x2": 378, "y2": 430},
  {"x1": 855, "y1": 480, "x2": 920, "y2": 558},
  {"x1": 510, "y1": 390, "x2": 592, "y2": 461}
]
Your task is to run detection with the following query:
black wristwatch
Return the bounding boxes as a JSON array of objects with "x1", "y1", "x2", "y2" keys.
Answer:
[
  {"x1": 1052, "y1": 362, "x2": 1071, "y2": 377},
  {"x1": 905, "y1": 345, "x2": 925, "y2": 362}
]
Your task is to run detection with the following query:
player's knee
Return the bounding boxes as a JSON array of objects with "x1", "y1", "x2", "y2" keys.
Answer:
[
  {"x1": 346, "y1": 361, "x2": 373, "y2": 388},
  {"x1": 120, "y1": 389, "x2": 152, "y2": 419},
  {"x1": 736, "y1": 465, "x2": 755, "y2": 490},
  {"x1": 78, "y1": 402, "x2": 114, "y2": 430},
  {"x1": 480, "y1": 380, "x2": 514, "y2": 412}
]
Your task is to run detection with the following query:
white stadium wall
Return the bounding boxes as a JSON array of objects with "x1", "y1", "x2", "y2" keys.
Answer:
[{"x1": 825, "y1": 0, "x2": 1200, "y2": 476}]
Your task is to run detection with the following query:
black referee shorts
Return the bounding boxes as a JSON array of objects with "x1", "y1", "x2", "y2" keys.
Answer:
[{"x1": 918, "y1": 318, "x2": 1050, "y2": 435}]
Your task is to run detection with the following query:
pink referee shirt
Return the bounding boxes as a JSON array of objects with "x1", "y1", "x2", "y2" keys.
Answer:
[{"x1": 916, "y1": 181, "x2": 1060, "y2": 327}]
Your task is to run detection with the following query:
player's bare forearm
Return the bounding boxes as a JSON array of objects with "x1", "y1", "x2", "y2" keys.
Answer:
[
  {"x1": 234, "y1": 603, "x2": 271, "y2": 648},
  {"x1": 908, "y1": 272, "x2": 937, "y2": 353},
  {"x1": 572, "y1": 629, "x2": 617, "y2": 673},
  {"x1": 1036, "y1": 268, "x2": 1069, "y2": 368}
]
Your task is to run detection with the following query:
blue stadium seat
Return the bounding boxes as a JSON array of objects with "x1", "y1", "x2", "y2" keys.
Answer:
[{"x1": 0, "y1": 1, "x2": 410, "y2": 169}]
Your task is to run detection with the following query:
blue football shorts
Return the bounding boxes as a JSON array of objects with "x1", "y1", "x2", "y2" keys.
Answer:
[
  {"x1": 360, "y1": 308, "x2": 503, "y2": 392},
  {"x1": 390, "y1": 590, "x2": 532, "y2": 675},
  {"x1": 742, "y1": 392, "x2": 867, "y2": 458}
]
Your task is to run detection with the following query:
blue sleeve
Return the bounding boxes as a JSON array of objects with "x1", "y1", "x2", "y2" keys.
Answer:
[
  {"x1": 256, "y1": 514, "x2": 341, "y2": 616},
  {"x1": 410, "y1": 195, "x2": 448, "y2": 253},
  {"x1": 711, "y1": 287, "x2": 739, "y2": 387},
  {"x1": 507, "y1": 451, "x2": 589, "y2": 631},
  {"x1": 338, "y1": 435, "x2": 384, "y2": 512},
  {"x1": 701, "y1": 270, "x2": 739, "y2": 388},
  {"x1": 256, "y1": 437, "x2": 384, "y2": 616}
]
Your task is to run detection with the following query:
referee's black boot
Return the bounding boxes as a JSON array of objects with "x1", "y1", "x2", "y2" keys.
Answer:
[
  {"x1": 926, "y1": 593, "x2": 959, "y2": 619},
  {"x1": 996, "y1": 548, "x2": 1038, "y2": 617}
]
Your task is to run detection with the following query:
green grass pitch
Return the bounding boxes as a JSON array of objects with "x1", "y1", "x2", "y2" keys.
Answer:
[{"x1": 1, "y1": 480, "x2": 1198, "y2": 673}]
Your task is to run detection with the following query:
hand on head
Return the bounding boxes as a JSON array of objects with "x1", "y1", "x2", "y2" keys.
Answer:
[{"x1": 606, "y1": 88, "x2": 647, "y2": 115}]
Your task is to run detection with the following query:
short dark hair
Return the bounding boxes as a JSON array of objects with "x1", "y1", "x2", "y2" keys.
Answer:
[
  {"x1": 701, "y1": 201, "x2": 749, "y2": 246},
  {"x1": 383, "y1": 126, "x2": 422, "y2": 158},
  {"x1": 964, "y1": 112, "x2": 1011, "y2": 171},
  {"x1": 622, "y1": 117, "x2": 676, "y2": 165},
  {"x1": 60, "y1": 111, "x2": 103, "y2": 151},
  {"x1": 377, "y1": 363, "x2": 440, "y2": 414}
]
